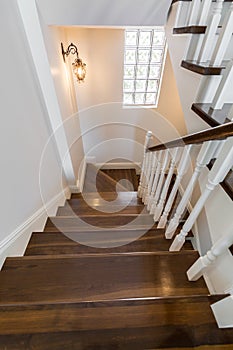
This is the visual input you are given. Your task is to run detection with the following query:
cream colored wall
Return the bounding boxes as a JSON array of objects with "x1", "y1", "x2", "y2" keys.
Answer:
[
  {"x1": 156, "y1": 52, "x2": 186, "y2": 135},
  {"x1": 64, "y1": 27, "x2": 186, "y2": 164}
]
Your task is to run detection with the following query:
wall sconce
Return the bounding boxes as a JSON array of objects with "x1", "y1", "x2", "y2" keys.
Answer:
[{"x1": 61, "y1": 42, "x2": 86, "y2": 83}]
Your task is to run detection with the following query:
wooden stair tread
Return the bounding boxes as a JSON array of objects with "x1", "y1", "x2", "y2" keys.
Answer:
[
  {"x1": 173, "y1": 25, "x2": 207, "y2": 34},
  {"x1": 57, "y1": 203, "x2": 145, "y2": 216},
  {"x1": 83, "y1": 164, "x2": 130, "y2": 193},
  {"x1": 70, "y1": 191, "x2": 142, "y2": 202},
  {"x1": 191, "y1": 103, "x2": 232, "y2": 127},
  {"x1": 24, "y1": 231, "x2": 193, "y2": 256},
  {"x1": 0, "y1": 252, "x2": 207, "y2": 305},
  {"x1": 44, "y1": 214, "x2": 156, "y2": 231},
  {"x1": 181, "y1": 60, "x2": 225, "y2": 75},
  {"x1": 1, "y1": 295, "x2": 233, "y2": 349},
  {"x1": 101, "y1": 168, "x2": 139, "y2": 191}
]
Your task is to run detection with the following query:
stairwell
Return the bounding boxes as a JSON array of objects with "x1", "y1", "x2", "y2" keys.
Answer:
[{"x1": 1, "y1": 166, "x2": 233, "y2": 349}]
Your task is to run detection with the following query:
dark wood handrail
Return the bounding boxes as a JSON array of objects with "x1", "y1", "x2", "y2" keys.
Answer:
[{"x1": 147, "y1": 122, "x2": 233, "y2": 152}]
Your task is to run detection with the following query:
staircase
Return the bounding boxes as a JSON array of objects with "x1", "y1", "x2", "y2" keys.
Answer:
[{"x1": 1, "y1": 165, "x2": 233, "y2": 349}]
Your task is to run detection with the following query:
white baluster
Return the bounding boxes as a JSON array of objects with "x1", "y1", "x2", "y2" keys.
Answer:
[
  {"x1": 228, "y1": 105, "x2": 233, "y2": 121},
  {"x1": 145, "y1": 152, "x2": 158, "y2": 205},
  {"x1": 198, "y1": 0, "x2": 212, "y2": 26},
  {"x1": 187, "y1": 226, "x2": 233, "y2": 281},
  {"x1": 141, "y1": 152, "x2": 151, "y2": 202},
  {"x1": 197, "y1": 0, "x2": 223, "y2": 63},
  {"x1": 138, "y1": 131, "x2": 152, "y2": 198},
  {"x1": 158, "y1": 145, "x2": 192, "y2": 228},
  {"x1": 211, "y1": 59, "x2": 233, "y2": 110},
  {"x1": 153, "y1": 147, "x2": 182, "y2": 222},
  {"x1": 150, "y1": 150, "x2": 170, "y2": 215},
  {"x1": 142, "y1": 152, "x2": 153, "y2": 202},
  {"x1": 187, "y1": 0, "x2": 202, "y2": 25},
  {"x1": 147, "y1": 151, "x2": 164, "y2": 211},
  {"x1": 210, "y1": 3, "x2": 233, "y2": 66},
  {"x1": 170, "y1": 137, "x2": 233, "y2": 251},
  {"x1": 166, "y1": 141, "x2": 220, "y2": 239}
]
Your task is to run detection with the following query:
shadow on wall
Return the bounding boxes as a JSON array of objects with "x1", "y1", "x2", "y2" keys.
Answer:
[{"x1": 76, "y1": 102, "x2": 184, "y2": 163}]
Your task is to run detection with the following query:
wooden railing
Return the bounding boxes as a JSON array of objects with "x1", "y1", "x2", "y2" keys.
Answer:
[{"x1": 138, "y1": 123, "x2": 233, "y2": 261}]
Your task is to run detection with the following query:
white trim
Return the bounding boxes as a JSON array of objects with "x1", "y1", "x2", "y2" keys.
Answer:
[
  {"x1": 77, "y1": 158, "x2": 87, "y2": 193},
  {"x1": 69, "y1": 185, "x2": 79, "y2": 193},
  {"x1": 0, "y1": 186, "x2": 70, "y2": 270},
  {"x1": 95, "y1": 162, "x2": 141, "y2": 175}
]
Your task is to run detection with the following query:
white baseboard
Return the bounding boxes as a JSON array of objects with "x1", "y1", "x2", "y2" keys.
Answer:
[
  {"x1": 96, "y1": 162, "x2": 141, "y2": 174},
  {"x1": 0, "y1": 186, "x2": 70, "y2": 270}
]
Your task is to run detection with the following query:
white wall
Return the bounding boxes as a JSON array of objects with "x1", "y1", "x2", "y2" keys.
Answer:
[
  {"x1": 0, "y1": 0, "x2": 69, "y2": 267},
  {"x1": 36, "y1": 0, "x2": 172, "y2": 26},
  {"x1": 38, "y1": 22, "x2": 85, "y2": 184},
  {"x1": 64, "y1": 27, "x2": 186, "y2": 164}
]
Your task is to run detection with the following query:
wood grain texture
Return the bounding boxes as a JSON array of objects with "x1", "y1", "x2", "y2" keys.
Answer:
[
  {"x1": 0, "y1": 295, "x2": 233, "y2": 349},
  {"x1": 83, "y1": 164, "x2": 129, "y2": 193},
  {"x1": 101, "y1": 169, "x2": 139, "y2": 191},
  {"x1": 24, "y1": 230, "x2": 193, "y2": 256},
  {"x1": 0, "y1": 252, "x2": 208, "y2": 305}
]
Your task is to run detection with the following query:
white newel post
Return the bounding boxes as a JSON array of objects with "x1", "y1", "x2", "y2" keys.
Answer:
[
  {"x1": 187, "y1": 0, "x2": 202, "y2": 25},
  {"x1": 210, "y1": 3, "x2": 233, "y2": 66},
  {"x1": 187, "y1": 227, "x2": 233, "y2": 281},
  {"x1": 153, "y1": 147, "x2": 181, "y2": 222},
  {"x1": 170, "y1": 137, "x2": 233, "y2": 251},
  {"x1": 150, "y1": 150, "x2": 170, "y2": 215},
  {"x1": 145, "y1": 153, "x2": 158, "y2": 205},
  {"x1": 138, "y1": 131, "x2": 152, "y2": 198},
  {"x1": 157, "y1": 145, "x2": 192, "y2": 228},
  {"x1": 197, "y1": 0, "x2": 223, "y2": 63},
  {"x1": 147, "y1": 151, "x2": 164, "y2": 211},
  {"x1": 165, "y1": 141, "x2": 220, "y2": 239},
  {"x1": 187, "y1": 227, "x2": 233, "y2": 328}
]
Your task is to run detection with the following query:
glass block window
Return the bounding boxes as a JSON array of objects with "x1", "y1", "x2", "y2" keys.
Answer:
[{"x1": 123, "y1": 28, "x2": 167, "y2": 107}]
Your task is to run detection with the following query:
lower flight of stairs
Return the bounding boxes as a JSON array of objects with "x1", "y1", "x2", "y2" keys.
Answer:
[{"x1": 0, "y1": 166, "x2": 233, "y2": 349}]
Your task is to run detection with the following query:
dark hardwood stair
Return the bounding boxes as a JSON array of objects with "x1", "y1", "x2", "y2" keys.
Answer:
[
  {"x1": 24, "y1": 230, "x2": 193, "y2": 256},
  {"x1": 173, "y1": 26, "x2": 207, "y2": 34},
  {"x1": 1, "y1": 166, "x2": 233, "y2": 349},
  {"x1": 181, "y1": 60, "x2": 225, "y2": 75}
]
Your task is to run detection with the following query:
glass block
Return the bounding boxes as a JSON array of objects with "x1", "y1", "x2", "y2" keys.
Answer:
[
  {"x1": 138, "y1": 49, "x2": 150, "y2": 64},
  {"x1": 149, "y1": 66, "x2": 161, "y2": 79},
  {"x1": 153, "y1": 31, "x2": 165, "y2": 46},
  {"x1": 139, "y1": 31, "x2": 151, "y2": 47},
  {"x1": 147, "y1": 80, "x2": 158, "y2": 92},
  {"x1": 125, "y1": 31, "x2": 138, "y2": 46},
  {"x1": 145, "y1": 93, "x2": 156, "y2": 105},
  {"x1": 125, "y1": 49, "x2": 136, "y2": 64},
  {"x1": 151, "y1": 49, "x2": 163, "y2": 63},
  {"x1": 123, "y1": 80, "x2": 134, "y2": 92},
  {"x1": 124, "y1": 65, "x2": 135, "y2": 79},
  {"x1": 136, "y1": 65, "x2": 148, "y2": 79},
  {"x1": 136, "y1": 80, "x2": 146, "y2": 92},
  {"x1": 135, "y1": 93, "x2": 145, "y2": 104},
  {"x1": 124, "y1": 93, "x2": 134, "y2": 105}
]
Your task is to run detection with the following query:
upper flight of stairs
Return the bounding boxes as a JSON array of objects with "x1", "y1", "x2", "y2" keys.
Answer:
[{"x1": 1, "y1": 165, "x2": 233, "y2": 349}]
